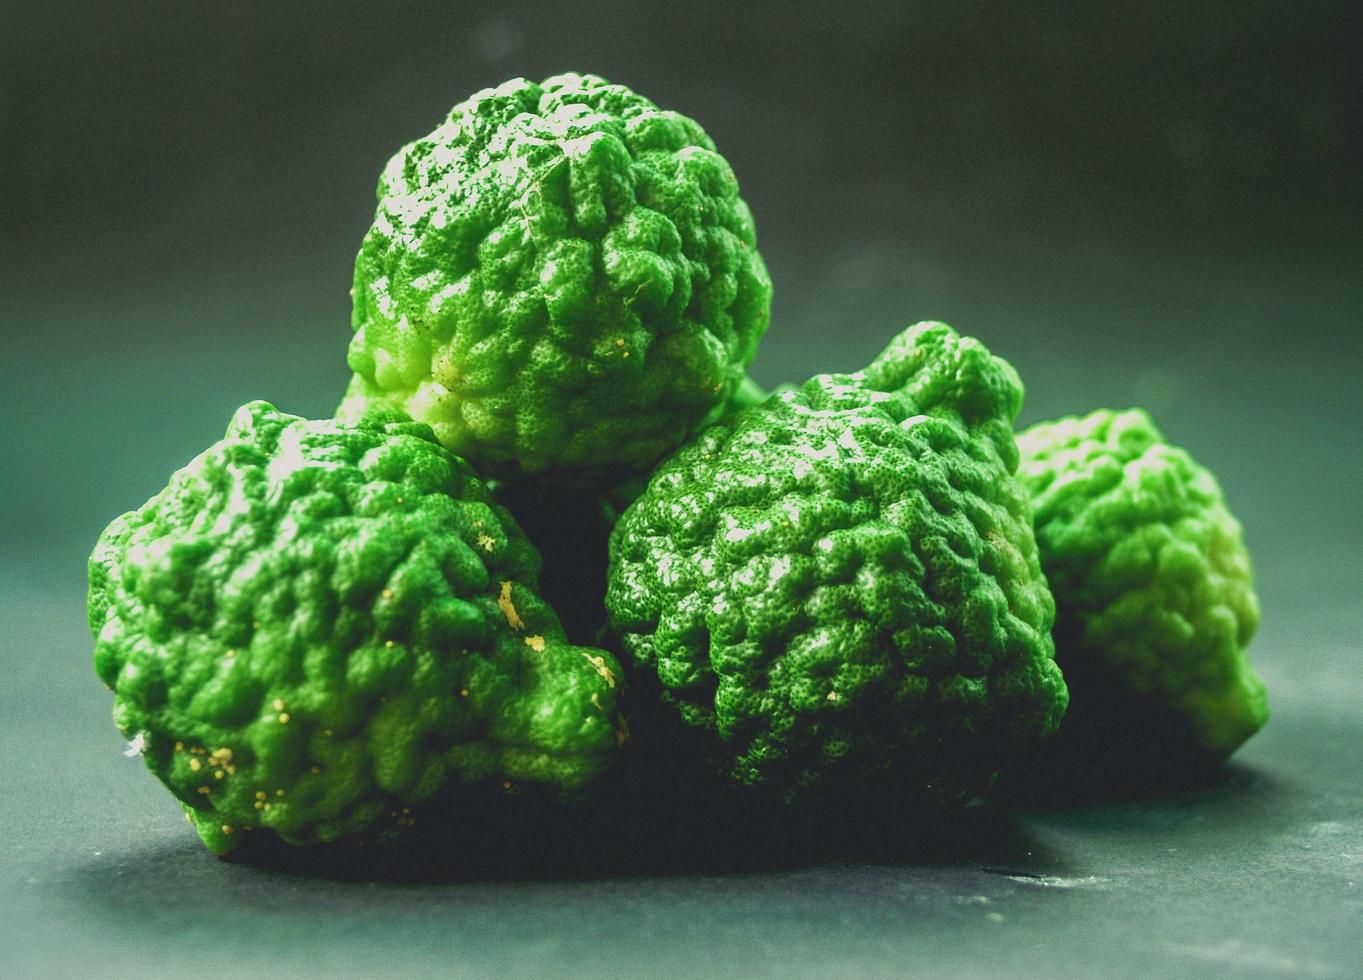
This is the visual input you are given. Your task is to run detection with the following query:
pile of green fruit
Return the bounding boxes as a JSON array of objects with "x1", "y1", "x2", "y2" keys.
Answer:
[{"x1": 88, "y1": 73, "x2": 1267, "y2": 856}]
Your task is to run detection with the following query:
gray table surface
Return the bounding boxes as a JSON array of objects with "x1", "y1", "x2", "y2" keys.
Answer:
[{"x1": 4, "y1": 246, "x2": 1360, "y2": 977}]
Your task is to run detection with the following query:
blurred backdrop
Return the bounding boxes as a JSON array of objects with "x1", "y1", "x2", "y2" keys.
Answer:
[{"x1": 1, "y1": 0, "x2": 1359, "y2": 650}]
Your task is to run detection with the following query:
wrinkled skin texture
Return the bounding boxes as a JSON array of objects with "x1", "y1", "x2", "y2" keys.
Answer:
[
  {"x1": 340, "y1": 73, "x2": 772, "y2": 479},
  {"x1": 1017, "y1": 408, "x2": 1267, "y2": 763},
  {"x1": 88, "y1": 403, "x2": 623, "y2": 855},
  {"x1": 607, "y1": 322, "x2": 1068, "y2": 797}
]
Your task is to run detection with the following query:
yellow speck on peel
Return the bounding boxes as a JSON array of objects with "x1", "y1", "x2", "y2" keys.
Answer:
[
  {"x1": 501, "y1": 781, "x2": 512, "y2": 790},
  {"x1": 385, "y1": 640, "x2": 394, "y2": 648},
  {"x1": 477, "y1": 532, "x2": 495, "y2": 552},
  {"x1": 188, "y1": 757, "x2": 202, "y2": 772},
  {"x1": 323, "y1": 729, "x2": 333, "y2": 737},
  {"x1": 185, "y1": 813, "x2": 193, "y2": 824},
  {"x1": 396, "y1": 497, "x2": 405, "y2": 505},
  {"x1": 214, "y1": 770, "x2": 225, "y2": 781},
  {"x1": 382, "y1": 588, "x2": 394, "y2": 600},
  {"x1": 621, "y1": 351, "x2": 630, "y2": 358},
  {"x1": 582, "y1": 652, "x2": 616, "y2": 688},
  {"x1": 225, "y1": 765, "x2": 237, "y2": 775},
  {"x1": 278, "y1": 713, "x2": 290, "y2": 724},
  {"x1": 497, "y1": 581, "x2": 526, "y2": 630},
  {"x1": 276, "y1": 789, "x2": 285, "y2": 797},
  {"x1": 255, "y1": 792, "x2": 267, "y2": 801},
  {"x1": 225, "y1": 649, "x2": 236, "y2": 659},
  {"x1": 591, "y1": 692, "x2": 602, "y2": 710},
  {"x1": 272, "y1": 699, "x2": 285, "y2": 711},
  {"x1": 174, "y1": 741, "x2": 184, "y2": 752},
  {"x1": 827, "y1": 691, "x2": 839, "y2": 702},
  {"x1": 254, "y1": 801, "x2": 265, "y2": 810},
  {"x1": 221, "y1": 825, "x2": 233, "y2": 835},
  {"x1": 459, "y1": 688, "x2": 470, "y2": 699},
  {"x1": 310, "y1": 766, "x2": 321, "y2": 774},
  {"x1": 614, "y1": 338, "x2": 624, "y2": 347},
  {"x1": 524, "y1": 635, "x2": 546, "y2": 652},
  {"x1": 196, "y1": 786, "x2": 211, "y2": 795},
  {"x1": 209, "y1": 747, "x2": 232, "y2": 764}
]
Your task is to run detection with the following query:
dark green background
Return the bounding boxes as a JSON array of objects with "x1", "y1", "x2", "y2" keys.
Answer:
[{"x1": 3, "y1": 2, "x2": 1360, "y2": 976}]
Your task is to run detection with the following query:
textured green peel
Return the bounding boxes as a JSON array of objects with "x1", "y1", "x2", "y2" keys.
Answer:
[
  {"x1": 340, "y1": 72, "x2": 772, "y2": 479},
  {"x1": 1017, "y1": 407, "x2": 1267, "y2": 762},
  {"x1": 88, "y1": 402, "x2": 623, "y2": 854},
  {"x1": 606, "y1": 322, "x2": 1068, "y2": 797}
]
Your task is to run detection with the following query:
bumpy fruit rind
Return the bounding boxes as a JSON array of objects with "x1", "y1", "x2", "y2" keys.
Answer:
[
  {"x1": 89, "y1": 401, "x2": 622, "y2": 854},
  {"x1": 607, "y1": 322, "x2": 1068, "y2": 797},
  {"x1": 340, "y1": 72, "x2": 772, "y2": 479},
  {"x1": 1017, "y1": 407, "x2": 1266, "y2": 761}
]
